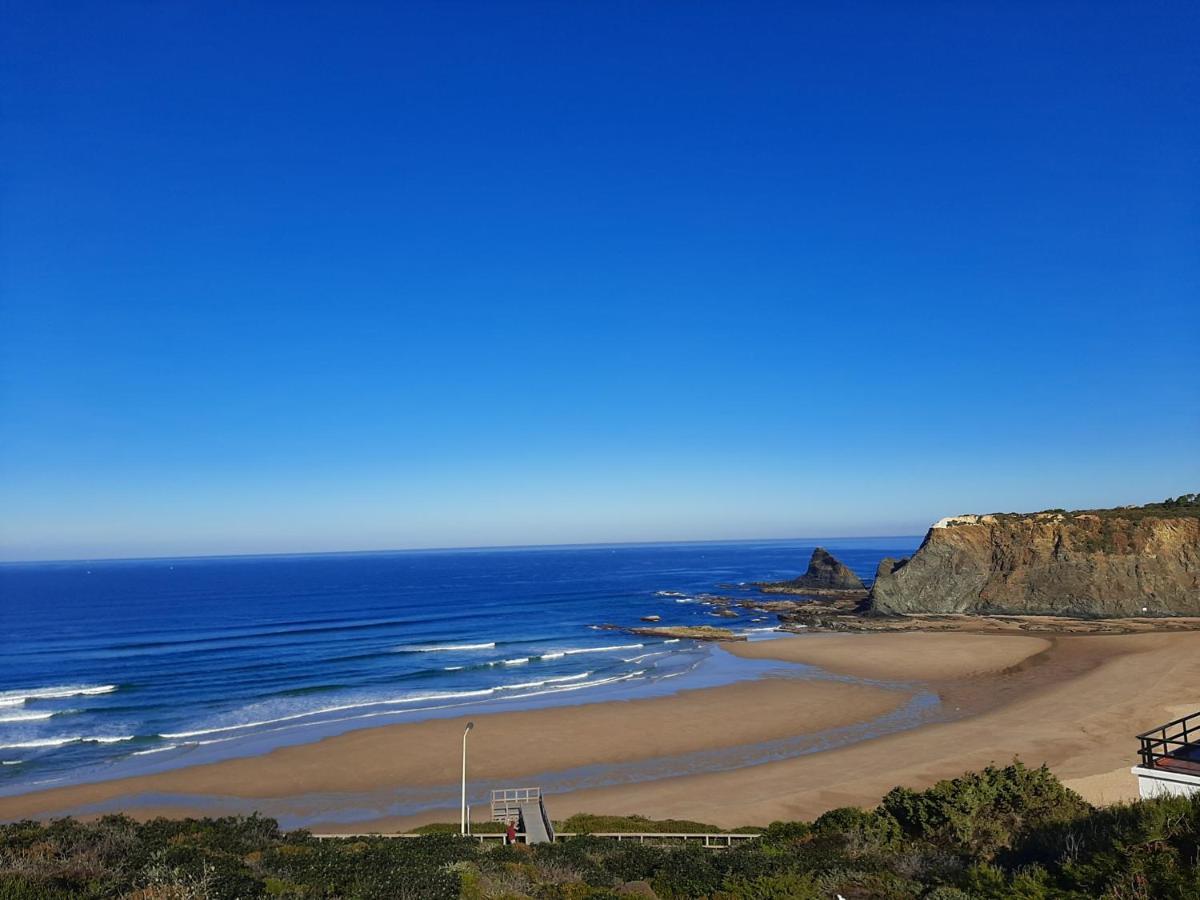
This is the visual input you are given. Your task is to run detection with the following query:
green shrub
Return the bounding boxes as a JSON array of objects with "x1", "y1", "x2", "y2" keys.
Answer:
[
  {"x1": 0, "y1": 876, "x2": 76, "y2": 900},
  {"x1": 813, "y1": 806, "x2": 902, "y2": 852},
  {"x1": 715, "y1": 871, "x2": 821, "y2": 899},
  {"x1": 757, "y1": 819, "x2": 812, "y2": 846},
  {"x1": 556, "y1": 813, "x2": 726, "y2": 834},
  {"x1": 648, "y1": 844, "x2": 723, "y2": 899},
  {"x1": 412, "y1": 821, "x2": 507, "y2": 834},
  {"x1": 1, "y1": 766, "x2": 1198, "y2": 899},
  {"x1": 882, "y1": 760, "x2": 1090, "y2": 857}
]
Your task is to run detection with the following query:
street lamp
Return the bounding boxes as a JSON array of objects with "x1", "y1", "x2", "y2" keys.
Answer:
[{"x1": 460, "y1": 721, "x2": 474, "y2": 835}]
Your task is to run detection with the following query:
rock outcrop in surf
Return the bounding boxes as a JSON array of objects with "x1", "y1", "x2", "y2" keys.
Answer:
[{"x1": 758, "y1": 547, "x2": 866, "y2": 593}]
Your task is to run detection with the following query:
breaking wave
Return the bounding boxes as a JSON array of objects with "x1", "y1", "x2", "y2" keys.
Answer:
[
  {"x1": 159, "y1": 670, "x2": 633, "y2": 741},
  {"x1": 0, "y1": 684, "x2": 117, "y2": 707},
  {"x1": 497, "y1": 673, "x2": 590, "y2": 691},
  {"x1": 132, "y1": 744, "x2": 179, "y2": 756},
  {"x1": 559, "y1": 643, "x2": 643, "y2": 655},
  {"x1": 0, "y1": 710, "x2": 55, "y2": 723},
  {"x1": 393, "y1": 642, "x2": 496, "y2": 653},
  {"x1": 0, "y1": 735, "x2": 133, "y2": 750}
]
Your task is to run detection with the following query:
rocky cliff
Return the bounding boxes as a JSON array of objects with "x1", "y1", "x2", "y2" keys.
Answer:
[
  {"x1": 780, "y1": 547, "x2": 866, "y2": 592},
  {"x1": 869, "y1": 505, "x2": 1200, "y2": 617}
]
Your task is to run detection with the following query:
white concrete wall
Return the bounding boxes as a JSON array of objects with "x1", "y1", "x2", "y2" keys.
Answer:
[{"x1": 1132, "y1": 766, "x2": 1200, "y2": 799}]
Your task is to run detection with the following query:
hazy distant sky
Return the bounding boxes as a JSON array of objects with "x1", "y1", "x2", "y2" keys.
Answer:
[{"x1": 2, "y1": 3, "x2": 1197, "y2": 561}]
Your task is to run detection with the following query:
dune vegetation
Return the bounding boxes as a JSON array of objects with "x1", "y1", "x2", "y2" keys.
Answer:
[{"x1": 1, "y1": 762, "x2": 1198, "y2": 898}]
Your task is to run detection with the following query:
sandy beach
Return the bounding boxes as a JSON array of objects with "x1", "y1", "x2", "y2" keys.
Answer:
[
  {"x1": 0, "y1": 672, "x2": 907, "y2": 823},
  {"x1": 730, "y1": 631, "x2": 1054, "y2": 681},
  {"x1": 2, "y1": 630, "x2": 1197, "y2": 831},
  {"x1": 539, "y1": 630, "x2": 1200, "y2": 828}
]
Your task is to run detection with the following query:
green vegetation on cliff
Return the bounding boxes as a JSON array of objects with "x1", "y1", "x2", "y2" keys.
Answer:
[
  {"x1": 959, "y1": 493, "x2": 1200, "y2": 525},
  {"x1": 4, "y1": 762, "x2": 1199, "y2": 898}
]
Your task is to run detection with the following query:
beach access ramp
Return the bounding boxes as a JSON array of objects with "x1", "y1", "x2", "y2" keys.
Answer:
[
  {"x1": 492, "y1": 787, "x2": 555, "y2": 844},
  {"x1": 519, "y1": 801, "x2": 552, "y2": 843}
]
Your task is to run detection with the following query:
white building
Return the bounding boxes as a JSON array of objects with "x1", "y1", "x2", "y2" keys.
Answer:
[{"x1": 1132, "y1": 711, "x2": 1200, "y2": 799}]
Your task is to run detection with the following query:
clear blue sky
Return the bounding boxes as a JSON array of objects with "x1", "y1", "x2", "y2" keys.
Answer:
[{"x1": 2, "y1": 2, "x2": 1197, "y2": 561}]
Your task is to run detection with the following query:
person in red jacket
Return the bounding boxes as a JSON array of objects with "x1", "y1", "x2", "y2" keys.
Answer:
[{"x1": 505, "y1": 821, "x2": 517, "y2": 845}]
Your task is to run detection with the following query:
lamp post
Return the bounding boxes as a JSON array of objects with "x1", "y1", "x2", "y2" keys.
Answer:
[{"x1": 460, "y1": 721, "x2": 474, "y2": 835}]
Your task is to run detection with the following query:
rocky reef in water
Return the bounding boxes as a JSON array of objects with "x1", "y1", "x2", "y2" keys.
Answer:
[
  {"x1": 756, "y1": 547, "x2": 866, "y2": 594},
  {"x1": 868, "y1": 496, "x2": 1200, "y2": 618},
  {"x1": 593, "y1": 624, "x2": 747, "y2": 642}
]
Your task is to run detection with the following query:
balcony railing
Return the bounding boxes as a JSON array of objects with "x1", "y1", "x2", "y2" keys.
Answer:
[{"x1": 1138, "y1": 710, "x2": 1200, "y2": 774}]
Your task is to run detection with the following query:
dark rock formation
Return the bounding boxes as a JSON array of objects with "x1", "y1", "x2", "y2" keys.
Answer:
[
  {"x1": 594, "y1": 624, "x2": 746, "y2": 642},
  {"x1": 869, "y1": 507, "x2": 1200, "y2": 618},
  {"x1": 873, "y1": 557, "x2": 905, "y2": 583},
  {"x1": 783, "y1": 547, "x2": 866, "y2": 592}
]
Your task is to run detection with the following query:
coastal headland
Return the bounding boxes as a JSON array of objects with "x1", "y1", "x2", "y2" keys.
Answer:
[{"x1": 3, "y1": 629, "x2": 1197, "y2": 832}]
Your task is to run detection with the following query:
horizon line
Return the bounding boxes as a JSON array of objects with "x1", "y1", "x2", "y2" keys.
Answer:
[{"x1": 0, "y1": 533, "x2": 929, "y2": 567}]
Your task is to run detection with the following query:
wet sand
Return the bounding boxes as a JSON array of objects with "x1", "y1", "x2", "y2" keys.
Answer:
[
  {"x1": 0, "y1": 674, "x2": 907, "y2": 822},
  {"x1": 729, "y1": 631, "x2": 1053, "y2": 681},
  {"x1": 2, "y1": 630, "x2": 1196, "y2": 831}
]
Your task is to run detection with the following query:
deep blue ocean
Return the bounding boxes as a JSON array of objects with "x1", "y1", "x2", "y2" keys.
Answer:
[{"x1": 0, "y1": 537, "x2": 919, "y2": 799}]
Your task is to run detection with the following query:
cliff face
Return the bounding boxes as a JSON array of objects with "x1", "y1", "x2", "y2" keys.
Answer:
[{"x1": 869, "y1": 514, "x2": 1200, "y2": 617}]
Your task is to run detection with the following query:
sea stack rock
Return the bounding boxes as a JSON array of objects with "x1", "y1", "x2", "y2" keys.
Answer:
[
  {"x1": 873, "y1": 557, "x2": 906, "y2": 583},
  {"x1": 785, "y1": 547, "x2": 866, "y2": 591},
  {"x1": 868, "y1": 500, "x2": 1200, "y2": 617}
]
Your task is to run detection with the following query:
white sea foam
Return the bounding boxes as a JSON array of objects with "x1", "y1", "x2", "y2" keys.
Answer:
[
  {"x1": 497, "y1": 673, "x2": 590, "y2": 691},
  {"x1": 527, "y1": 670, "x2": 644, "y2": 694},
  {"x1": 444, "y1": 666, "x2": 464, "y2": 671},
  {"x1": 0, "y1": 684, "x2": 117, "y2": 706},
  {"x1": 132, "y1": 744, "x2": 178, "y2": 756},
  {"x1": 405, "y1": 688, "x2": 499, "y2": 702},
  {"x1": 527, "y1": 646, "x2": 629, "y2": 662},
  {"x1": 502, "y1": 657, "x2": 530, "y2": 666},
  {"x1": 2, "y1": 735, "x2": 137, "y2": 748},
  {"x1": 162, "y1": 687, "x2": 502, "y2": 739},
  {"x1": 163, "y1": 666, "x2": 646, "y2": 742},
  {"x1": 622, "y1": 651, "x2": 670, "y2": 663},
  {"x1": 181, "y1": 671, "x2": 651, "y2": 749},
  {"x1": 663, "y1": 639, "x2": 681, "y2": 643},
  {"x1": 394, "y1": 642, "x2": 496, "y2": 653},
  {"x1": 0, "y1": 737, "x2": 81, "y2": 749},
  {"x1": 0, "y1": 710, "x2": 55, "y2": 723},
  {"x1": 1, "y1": 760, "x2": 23, "y2": 765},
  {"x1": 559, "y1": 643, "x2": 643, "y2": 655}
]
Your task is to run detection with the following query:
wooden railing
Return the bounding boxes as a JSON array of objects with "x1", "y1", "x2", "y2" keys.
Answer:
[
  {"x1": 313, "y1": 831, "x2": 759, "y2": 848},
  {"x1": 1137, "y1": 710, "x2": 1200, "y2": 771},
  {"x1": 490, "y1": 786, "x2": 541, "y2": 823},
  {"x1": 556, "y1": 832, "x2": 758, "y2": 848}
]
